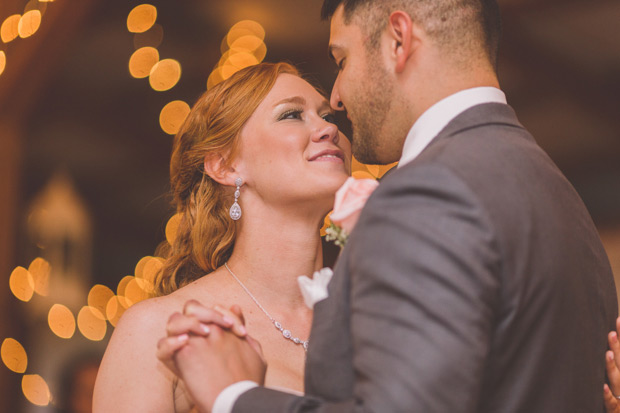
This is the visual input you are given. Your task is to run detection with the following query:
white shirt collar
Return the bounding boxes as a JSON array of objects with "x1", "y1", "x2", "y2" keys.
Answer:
[{"x1": 397, "y1": 87, "x2": 507, "y2": 168}]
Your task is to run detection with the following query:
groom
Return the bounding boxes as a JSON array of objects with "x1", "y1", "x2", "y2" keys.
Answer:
[{"x1": 165, "y1": 0, "x2": 618, "y2": 411}]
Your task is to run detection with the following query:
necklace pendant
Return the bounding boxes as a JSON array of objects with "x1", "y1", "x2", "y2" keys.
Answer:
[{"x1": 282, "y1": 329, "x2": 292, "y2": 339}]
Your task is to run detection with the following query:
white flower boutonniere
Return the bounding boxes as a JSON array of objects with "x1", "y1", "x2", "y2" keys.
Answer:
[{"x1": 297, "y1": 267, "x2": 334, "y2": 309}]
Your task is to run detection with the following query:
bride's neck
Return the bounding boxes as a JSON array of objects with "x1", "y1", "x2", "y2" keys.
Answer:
[{"x1": 225, "y1": 203, "x2": 325, "y2": 307}]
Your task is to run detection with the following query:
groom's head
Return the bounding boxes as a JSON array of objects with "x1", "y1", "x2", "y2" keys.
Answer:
[{"x1": 321, "y1": 0, "x2": 501, "y2": 164}]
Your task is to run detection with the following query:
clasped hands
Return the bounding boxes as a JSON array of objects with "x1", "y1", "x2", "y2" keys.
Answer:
[{"x1": 156, "y1": 300, "x2": 267, "y2": 413}]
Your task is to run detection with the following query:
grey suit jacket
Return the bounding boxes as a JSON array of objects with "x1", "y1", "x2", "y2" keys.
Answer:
[{"x1": 234, "y1": 103, "x2": 617, "y2": 412}]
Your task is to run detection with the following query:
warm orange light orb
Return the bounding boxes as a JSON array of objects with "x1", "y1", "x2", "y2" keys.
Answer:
[
  {"x1": 9, "y1": 266, "x2": 35, "y2": 302},
  {"x1": 1, "y1": 15, "x2": 21, "y2": 43},
  {"x1": 18, "y1": 10, "x2": 42, "y2": 38},
  {"x1": 159, "y1": 100, "x2": 190, "y2": 135},
  {"x1": 48, "y1": 304, "x2": 76, "y2": 339},
  {"x1": 127, "y1": 4, "x2": 157, "y2": 33},
  {"x1": 22, "y1": 375, "x2": 51, "y2": 406},
  {"x1": 226, "y1": 20, "x2": 265, "y2": 47},
  {"x1": 28, "y1": 257, "x2": 51, "y2": 296},
  {"x1": 149, "y1": 59, "x2": 181, "y2": 91},
  {"x1": 87, "y1": 284, "x2": 115, "y2": 320},
  {"x1": 1, "y1": 338, "x2": 28, "y2": 373},
  {"x1": 129, "y1": 46, "x2": 159, "y2": 78},
  {"x1": 165, "y1": 213, "x2": 182, "y2": 245},
  {"x1": 106, "y1": 295, "x2": 128, "y2": 327},
  {"x1": 77, "y1": 306, "x2": 107, "y2": 341},
  {"x1": 0, "y1": 51, "x2": 5, "y2": 76}
]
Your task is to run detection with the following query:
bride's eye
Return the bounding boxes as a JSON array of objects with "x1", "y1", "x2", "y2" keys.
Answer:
[
  {"x1": 322, "y1": 113, "x2": 337, "y2": 125},
  {"x1": 278, "y1": 109, "x2": 303, "y2": 121}
]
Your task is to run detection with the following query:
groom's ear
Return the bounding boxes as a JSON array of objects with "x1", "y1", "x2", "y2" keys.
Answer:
[
  {"x1": 203, "y1": 153, "x2": 238, "y2": 187},
  {"x1": 387, "y1": 11, "x2": 419, "y2": 74}
]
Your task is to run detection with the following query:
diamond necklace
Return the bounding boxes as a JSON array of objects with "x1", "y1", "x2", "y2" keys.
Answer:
[{"x1": 224, "y1": 262, "x2": 309, "y2": 351}]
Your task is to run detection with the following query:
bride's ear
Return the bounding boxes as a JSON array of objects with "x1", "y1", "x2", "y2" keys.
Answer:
[{"x1": 203, "y1": 153, "x2": 239, "y2": 187}]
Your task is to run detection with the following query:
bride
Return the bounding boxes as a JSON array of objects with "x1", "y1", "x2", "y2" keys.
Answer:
[{"x1": 92, "y1": 62, "x2": 351, "y2": 412}]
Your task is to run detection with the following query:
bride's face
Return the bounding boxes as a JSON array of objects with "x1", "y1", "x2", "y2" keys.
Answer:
[{"x1": 235, "y1": 73, "x2": 351, "y2": 210}]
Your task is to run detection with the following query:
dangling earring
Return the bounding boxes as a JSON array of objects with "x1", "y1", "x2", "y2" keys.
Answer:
[{"x1": 229, "y1": 177, "x2": 243, "y2": 220}]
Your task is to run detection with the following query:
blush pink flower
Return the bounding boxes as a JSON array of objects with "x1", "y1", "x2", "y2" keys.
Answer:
[{"x1": 329, "y1": 177, "x2": 379, "y2": 234}]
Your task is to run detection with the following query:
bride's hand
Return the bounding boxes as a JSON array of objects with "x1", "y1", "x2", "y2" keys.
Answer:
[
  {"x1": 604, "y1": 317, "x2": 620, "y2": 413},
  {"x1": 156, "y1": 300, "x2": 246, "y2": 375}
]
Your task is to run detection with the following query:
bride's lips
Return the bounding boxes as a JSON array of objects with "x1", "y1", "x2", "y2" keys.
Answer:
[{"x1": 308, "y1": 149, "x2": 345, "y2": 163}]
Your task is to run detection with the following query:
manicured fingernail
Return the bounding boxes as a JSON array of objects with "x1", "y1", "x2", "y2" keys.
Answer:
[
  {"x1": 608, "y1": 351, "x2": 614, "y2": 361},
  {"x1": 239, "y1": 325, "x2": 247, "y2": 335},
  {"x1": 201, "y1": 324, "x2": 210, "y2": 334},
  {"x1": 178, "y1": 334, "x2": 189, "y2": 342},
  {"x1": 612, "y1": 332, "x2": 618, "y2": 342},
  {"x1": 223, "y1": 316, "x2": 234, "y2": 326}
]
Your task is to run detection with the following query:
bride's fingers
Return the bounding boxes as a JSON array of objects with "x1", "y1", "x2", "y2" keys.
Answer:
[
  {"x1": 166, "y1": 312, "x2": 212, "y2": 337},
  {"x1": 230, "y1": 304, "x2": 246, "y2": 325},
  {"x1": 604, "y1": 384, "x2": 620, "y2": 413},
  {"x1": 214, "y1": 305, "x2": 247, "y2": 338},
  {"x1": 606, "y1": 349, "x2": 620, "y2": 396},
  {"x1": 182, "y1": 300, "x2": 235, "y2": 330},
  {"x1": 156, "y1": 334, "x2": 189, "y2": 376}
]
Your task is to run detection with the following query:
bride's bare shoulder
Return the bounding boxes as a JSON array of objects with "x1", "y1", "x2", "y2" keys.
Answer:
[
  {"x1": 115, "y1": 270, "x2": 226, "y2": 334},
  {"x1": 94, "y1": 275, "x2": 222, "y2": 412}
]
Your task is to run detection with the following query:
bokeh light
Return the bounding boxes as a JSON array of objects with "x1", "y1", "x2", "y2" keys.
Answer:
[
  {"x1": 116, "y1": 275, "x2": 133, "y2": 297},
  {"x1": 141, "y1": 256, "x2": 163, "y2": 292},
  {"x1": 159, "y1": 100, "x2": 190, "y2": 135},
  {"x1": 134, "y1": 256, "x2": 152, "y2": 280},
  {"x1": 28, "y1": 257, "x2": 50, "y2": 296},
  {"x1": 208, "y1": 20, "x2": 267, "y2": 89},
  {"x1": 9, "y1": 266, "x2": 35, "y2": 302},
  {"x1": 230, "y1": 35, "x2": 263, "y2": 52},
  {"x1": 226, "y1": 51, "x2": 259, "y2": 71},
  {"x1": 165, "y1": 213, "x2": 182, "y2": 245},
  {"x1": 127, "y1": 4, "x2": 157, "y2": 33},
  {"x1": 226, "y1": 20, "x2": 265, "y2": 47},
  {"x1": 1, "y1": 15, "x2": 21, "y2": 43},
  {"x1": 129, "y1": 46, "x2": 159, "y2": 78},
  {"x1": 87, "y1": 284, "x2": 114, "y2": 320},
  {"x1": 124, "y1": 278, "x2": 149, "y2": 305},
  {"x1": 105, "y1": 296, "x2": 128, "y2": 327},
  {"x1": 77, "y1": 306, "x2": 107, "y2": 341},
  {"x1": 149, "y1": 58, "x2": 181, "y2": 91},
  {"x1": 18, "y1": 10, "x2": 42, "y2": 38},
  {"x1": 0, "y1": 51, "x2": 5, "y2": 76},
  {"x1": 48, "y1": 304, "x2": 75, "y2": 339},
  {"x1": 352, "y1": 170, "x2": 376, "y2": 180},
  {"x1": 207, "y1": 66, "x2": 225, "y2": 90},
  {"x1": 22, "y1": 374, "x2": 51, "y2": 406},
  {"x1": 1, "y1": 338, "x2": 28, "y2": 373}
]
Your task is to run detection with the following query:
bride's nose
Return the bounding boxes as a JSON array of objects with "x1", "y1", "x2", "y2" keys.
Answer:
[{"x1": 312, "y1": 119, "x2": 339, "y2": 144}]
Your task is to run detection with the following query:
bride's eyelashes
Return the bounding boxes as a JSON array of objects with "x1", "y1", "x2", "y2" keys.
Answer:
[
  {"x1": 278, "y1": 107, "x2": 304, "y2": 121},
  {"x1": 322, "y1": 113, "x2": 337, "y2": 125},
  {"x1": 277, "y1": 108, "x2": 337, "y2": 125}
]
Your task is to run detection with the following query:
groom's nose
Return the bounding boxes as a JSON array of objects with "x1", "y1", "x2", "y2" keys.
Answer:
[{"x1": 330, "y1": 76, "x2": 345, "y2": 111}]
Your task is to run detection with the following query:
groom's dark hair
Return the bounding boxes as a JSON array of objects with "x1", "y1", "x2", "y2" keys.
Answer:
[{"x1": 321, "y1": 0, "x2": 501, "y2": 66}]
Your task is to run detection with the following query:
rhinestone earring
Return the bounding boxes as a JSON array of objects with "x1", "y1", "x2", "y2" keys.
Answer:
[{"x1": 229, "y1": 177, "x2": 243, "y2": 220}]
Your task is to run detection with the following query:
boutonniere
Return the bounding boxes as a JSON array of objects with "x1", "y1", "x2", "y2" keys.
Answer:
[
  {"x1": 297, "y1": 267, "x2": 333, "y2": 309},
  {"x1": 325, "y1": 177, "x2": 379, "y2": 249}
]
